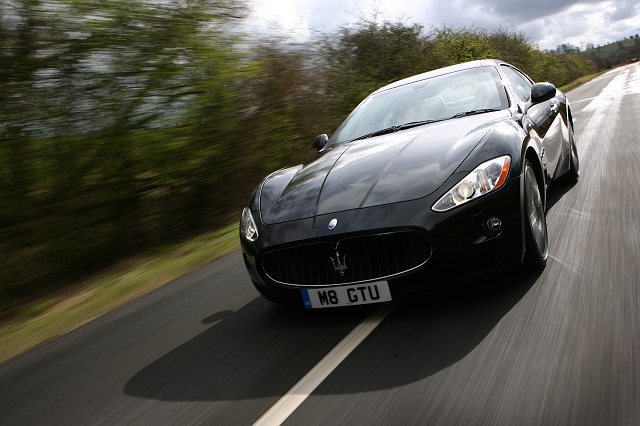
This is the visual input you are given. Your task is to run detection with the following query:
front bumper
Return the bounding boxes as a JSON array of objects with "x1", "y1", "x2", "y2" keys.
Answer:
[{"x1": 241, "y1": 174, "x2": 524, "y2": 304}]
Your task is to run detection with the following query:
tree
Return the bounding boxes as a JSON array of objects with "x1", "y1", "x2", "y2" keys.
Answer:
[
  {"x1": 430, "y1": 26, "x2": 495, "y2": 65},
  {"x1": 0, "y1": 0, "x2": 250, "y2": 308}
]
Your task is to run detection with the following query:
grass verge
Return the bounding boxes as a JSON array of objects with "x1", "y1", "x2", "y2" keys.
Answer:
[
  {"x1": 0, "y1": 224, "x2": 240, "y2": 364},
  {"x1": 559, "y1": 70, "x2": 607, "y2": 93}
]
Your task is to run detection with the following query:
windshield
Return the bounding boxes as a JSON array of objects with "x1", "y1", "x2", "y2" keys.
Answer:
[{"x1": 329, "y1": 66, "x2": 509, "y2": 145}]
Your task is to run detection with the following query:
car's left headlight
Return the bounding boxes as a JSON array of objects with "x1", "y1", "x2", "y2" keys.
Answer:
[
  {"x1": 432, "y1": 155, "x2": 511, "y2": 212},
  {"x1": 241, "y1": 207, "x2": 259, "y2": 242}
]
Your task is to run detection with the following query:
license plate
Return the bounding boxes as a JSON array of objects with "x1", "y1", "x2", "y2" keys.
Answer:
[{"x1": 301, "y1": 281, "x2": 392, "y2": 309}]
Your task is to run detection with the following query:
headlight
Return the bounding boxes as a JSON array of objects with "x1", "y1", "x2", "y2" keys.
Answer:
[
  {"x1": 241, "y1": 207, "x2": 259, "y2": 242},
  {"x1": 432, "y1": 155, "x2": 511, "y2": 212}
]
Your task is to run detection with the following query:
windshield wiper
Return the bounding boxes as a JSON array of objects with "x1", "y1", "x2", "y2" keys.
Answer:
[
  {"x1": 349, "y1": 110, "x2": 503, "y2": 142},
  {"x1": 350, "y1": 119, "x2": 442, "y2": 142},
  {"x1": 351, "y1": 126, "x2": 399, "y2": 142},
  {"x1": 451, "y1": 108, "x2": 502, "y2": 118}
]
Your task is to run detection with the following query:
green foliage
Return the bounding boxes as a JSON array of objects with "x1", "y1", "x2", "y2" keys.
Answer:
[
  {"x1": 318, "y1": 20, "x2": 595, "y2": 112},
  {"x1": 584, "y1": 37, "x2": 640, "y2": 69},
  {"x1": 0, "y1": 0, "x2": 254, "y2": 308},
  {"x1": 527, "y1": 51, "x2": 595, "y2": 86},
  {"x1": 485, "y1": 27, "x2": 535, "y2": 71},
  {"x1": 430, "y1": 26, "x2": 495, "y2": 65}
]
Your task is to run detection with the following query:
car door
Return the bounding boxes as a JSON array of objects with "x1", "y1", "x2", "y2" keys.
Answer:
[{"x1": 501, "y1": 65, "x2": 564, "y2": 180}]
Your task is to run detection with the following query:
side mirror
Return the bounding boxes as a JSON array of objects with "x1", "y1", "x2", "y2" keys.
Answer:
[
  {"x1": 312, "y1": 134, "x2": 328, "y2": 150},
  {"x1": 530, "y1": 82, "x2": 556, "y2": 103}
]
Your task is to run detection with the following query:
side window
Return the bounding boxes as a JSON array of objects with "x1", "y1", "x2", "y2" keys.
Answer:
[{"x1": 501, "y1": 65, "x2": 533, "y2": 102}]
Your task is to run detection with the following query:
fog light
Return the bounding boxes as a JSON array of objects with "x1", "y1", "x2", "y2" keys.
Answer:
[{"x1": 486, "y1": 217, "x2": 502, "y2": 232}]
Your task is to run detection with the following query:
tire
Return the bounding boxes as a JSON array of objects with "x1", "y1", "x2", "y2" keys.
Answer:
[
  {"x1": 567, "y1": 120, "x2": 580, "y2": 183},
  {"x1": 523, "y1": 160, "x2": 548, "y2": 269}
]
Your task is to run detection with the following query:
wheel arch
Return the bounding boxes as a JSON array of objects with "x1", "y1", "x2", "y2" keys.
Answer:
[
  {"x1": 567, "y1": 104, "x2": 574, "y2": 128},
  {"x1": 524, "y1": 147, "x2": 546, "y2": 209}
]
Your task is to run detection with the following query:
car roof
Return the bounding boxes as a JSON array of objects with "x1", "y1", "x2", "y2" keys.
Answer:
[{"x1": 372, "y1": 59, "x2": 507, "y2": 94}]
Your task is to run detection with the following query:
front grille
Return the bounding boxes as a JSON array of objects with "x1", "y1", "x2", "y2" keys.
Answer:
[{"x1": 261, "y1": 230, "x2": 431, "y2": 286}]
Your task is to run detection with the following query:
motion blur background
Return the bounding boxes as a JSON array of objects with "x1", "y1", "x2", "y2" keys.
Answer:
[{"x1": 1, "y1": 0, "x2": 638, "y2": 313}]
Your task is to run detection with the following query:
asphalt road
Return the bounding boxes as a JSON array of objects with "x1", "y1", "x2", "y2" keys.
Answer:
[{"x1": 2, "y1": 64, "x2": 639, "y2": 426}]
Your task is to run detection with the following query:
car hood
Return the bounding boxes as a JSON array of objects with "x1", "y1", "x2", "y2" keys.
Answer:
[{"x1": 260, "y1": 112, "x2": 509, "y2": 224}]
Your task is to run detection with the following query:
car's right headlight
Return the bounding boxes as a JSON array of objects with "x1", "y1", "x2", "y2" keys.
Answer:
[
  {"x1": 241, "y1": 207, "x2": 259, "y2": 242},
  {"x1": 432, "y1": 155, "x2": 511, "y2": 212}
]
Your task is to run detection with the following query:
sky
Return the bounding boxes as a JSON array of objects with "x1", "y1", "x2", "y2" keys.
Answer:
[{"x1": 246, "y1": 0, "x2": 640, "y2": 51}]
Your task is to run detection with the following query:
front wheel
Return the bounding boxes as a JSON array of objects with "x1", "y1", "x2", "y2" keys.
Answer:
[{"x1": 523, "y1": 161, "x2": 548, "y2": 269}]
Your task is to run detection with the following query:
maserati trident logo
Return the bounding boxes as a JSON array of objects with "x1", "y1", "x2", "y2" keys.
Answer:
[
  {"x1": 328, "y1": 218, "x2": 338, "y2": 230},
  {"x1": 330, "y1": 250, "x2": 347, "y2": 276}
]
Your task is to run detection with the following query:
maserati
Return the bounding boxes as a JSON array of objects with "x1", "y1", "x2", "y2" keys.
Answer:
[{"x1": 240, "y1": 59, "x2": 579, "y2": 308}]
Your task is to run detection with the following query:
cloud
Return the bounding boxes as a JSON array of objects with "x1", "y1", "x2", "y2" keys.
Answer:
[
  {"x1": 607, "y1": 0, "x2": 640, "y2": 22},
  {"x1": 463, "y1": 0, "x2": 604, "y2": 23},
  {"x1": 247, "y1": 0, "x2": 640, "y2": 50}
]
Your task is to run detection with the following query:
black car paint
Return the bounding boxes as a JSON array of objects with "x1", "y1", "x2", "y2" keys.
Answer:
[
  {"x1": 260, "y1": 112, "x2": 510, "y2": 224},
  {"x1": 240, "y1": 59, "x2": 575, "y2": 304}
]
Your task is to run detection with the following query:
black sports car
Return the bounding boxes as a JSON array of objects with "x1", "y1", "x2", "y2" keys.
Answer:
[{"x1": 240, "y1": 59, "x2": 579, "y2": 308}]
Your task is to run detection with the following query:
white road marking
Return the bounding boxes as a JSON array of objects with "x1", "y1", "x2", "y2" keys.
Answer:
[
  {"x1": 570, "y1": 97, "x2": 595, "y2": 104},
  {"x1": 253, "y1": 302, "x2": 397, "y2": 426}
]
